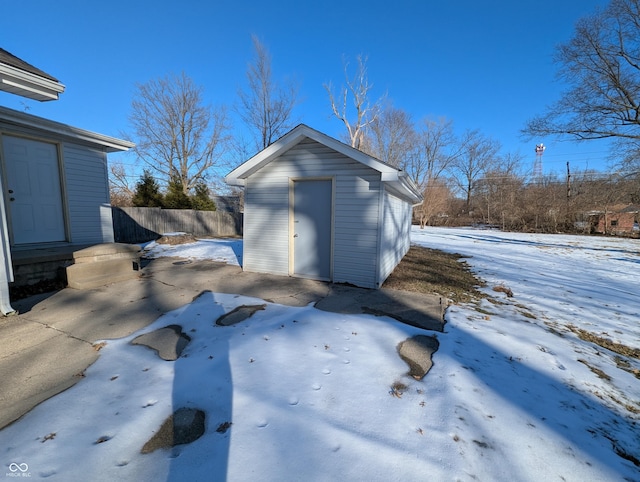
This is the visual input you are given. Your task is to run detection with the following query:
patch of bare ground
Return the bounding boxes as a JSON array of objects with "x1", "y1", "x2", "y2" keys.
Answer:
[
  {"x1": 568, "y1": 324, "x2": 640, "y2": 380},
  {"x1": 577, "y1": 359, "x2": 611, "y2": 381},
  {"x1": 567, "y1": 325, "x2": 640, "y2": 360},
  {"x1": 384, "y1": 245, "x2": 485, "y2": 304},
  {"x1": 156, "y1": 234, "x2": 198, "y2": 245}
]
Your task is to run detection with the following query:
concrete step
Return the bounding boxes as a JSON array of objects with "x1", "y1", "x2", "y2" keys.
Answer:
[
  {"x1": 66, "y1": 243, "x2": 142, "y2": 290},
  {"x1": 72, "y1": 243, "x2": 141, "y2": 264},
  {"x1": 66, "y1": 258, "x2": 140, "y2": 290}
]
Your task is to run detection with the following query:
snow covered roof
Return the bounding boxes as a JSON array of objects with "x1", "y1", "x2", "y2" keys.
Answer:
[{"x1": 225, "y1": 124, "x2": 423, "y2": 205}]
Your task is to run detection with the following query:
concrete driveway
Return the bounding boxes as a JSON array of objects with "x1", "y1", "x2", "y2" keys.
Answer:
[{"x1": 0, "y1": 257, "x2": 445, "y2": 429}]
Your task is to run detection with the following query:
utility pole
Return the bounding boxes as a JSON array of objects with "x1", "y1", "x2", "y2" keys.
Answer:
[
  {"x1": 534, "y1": 143, "x2": 545, "y2": 180},
  {"x1": 566, "y1": 161, "x2": 572, "y2": 230}
]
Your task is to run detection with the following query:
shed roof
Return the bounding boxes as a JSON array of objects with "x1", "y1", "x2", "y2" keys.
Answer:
[
  {"x1": 0, "y1": 48, "x2": 65, "y2": 101},
  {"x1": 225, "y1": 124, "x2": 423, "y2": 205},
  {"x1": 0, "y1": 105, "x2": 134, "y2": 153}
]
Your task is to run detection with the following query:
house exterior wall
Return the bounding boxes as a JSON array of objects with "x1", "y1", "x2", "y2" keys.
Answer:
[
  {"x1": 595, "y1": 212, "x2": 637, "y2": 235},
  {"x1": 377, "y1": 187, "x2": 413, "y2": 286},
  {"x1": 63, "y1": 143, "x2": 114, "y2": 243},
  {"x1": 243, "y1": 138, "x2": 383, "y2": 288},
  {"x1": 0, "y1": 121, "x2": 115, "y2": 246}
]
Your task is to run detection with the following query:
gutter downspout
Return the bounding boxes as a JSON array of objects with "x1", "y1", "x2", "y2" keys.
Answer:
[{"x1": 0, "y1": 170, "x2": 15, "y2": 315}]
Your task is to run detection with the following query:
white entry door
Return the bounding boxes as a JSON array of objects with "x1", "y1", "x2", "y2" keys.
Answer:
[
  {"x1": 2, "y1": 135, "x2": 66, "y2": 244},
  {"x1": 292, "y1": 179, "x2": 332, "y2": 280}
]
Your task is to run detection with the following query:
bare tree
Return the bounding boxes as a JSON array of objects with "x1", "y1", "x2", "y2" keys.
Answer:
[
  {"x1": 365, "y1": 103, "x2": 415, "y2": 167},
  {"x1": 407, "y1": 117, "x2": 460, "y2": 190},
  {"x1": 613, "y1": 138, "x2": 640, "y2": 188},
  {"x1": 449, "y1": 130, "x2": 501, "y2": 212},
  {"x1": 129, "y1": 72, "x2": 230, "y2": 195},
  {"x1": 237, "y1": 35, "x2": 299, "y2": 150},
  {"x1": 474, "y1": 153, "x2": 525, "y2": 227},
  {"x1": 109, "y1": 161, "x2": 135, "y2": 206},
  {"x1": 523, "y1": 0, "x2": 640, "y2": 148},
  {"x1": 415, "y1": 179, "x2": 453, "y2": 228},
  {"x1": 325, "y1": 55, "x2": 384, "y2": 149}
]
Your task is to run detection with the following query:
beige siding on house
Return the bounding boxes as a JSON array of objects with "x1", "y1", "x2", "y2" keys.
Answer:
[{"x1": 63, "y1": 143, "x2": 114, "y2": 243}]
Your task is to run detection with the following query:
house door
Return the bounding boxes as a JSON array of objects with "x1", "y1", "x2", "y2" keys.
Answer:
[
  {"x1": 2, "y1": 135, "x2": 66, "y2": 244},
  {"x1": 292, "y1": 179, "x2": 332, "y2": 280}
]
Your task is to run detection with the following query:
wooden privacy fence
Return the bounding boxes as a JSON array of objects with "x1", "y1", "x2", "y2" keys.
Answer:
[{"x1": 112, "y1": 207, "x2": 243, "y2": 243}]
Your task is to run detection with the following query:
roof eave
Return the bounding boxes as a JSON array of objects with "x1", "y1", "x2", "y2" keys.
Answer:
[
  {"x1": 0, "y1": 64, "x2": 65, "y2": 101},
  {"x1": 381, "y1": 169, "x2": 423, "y2": 204},
  {"x1": 225, "y1": 128, "x2": 309, "y2": 185},
  {"x1": 225, "y1": 124, "x2": 401, "y2": 185},
  {"x1": 0, "y1": 105, "x2": 134, "y2": 152}
]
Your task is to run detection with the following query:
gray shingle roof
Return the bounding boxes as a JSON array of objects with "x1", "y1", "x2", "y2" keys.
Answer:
[{"x1": 0, "y1": 48, "x2": 59, "y2": 82}]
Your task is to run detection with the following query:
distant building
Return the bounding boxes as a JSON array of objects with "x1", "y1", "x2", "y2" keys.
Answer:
[{"x1": 589, "y1": 204, "x2": 639, "y2": 236}]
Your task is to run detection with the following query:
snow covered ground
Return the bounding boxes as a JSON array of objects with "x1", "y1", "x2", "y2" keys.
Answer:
[
  {"x1": 143, "y1": 236, "x2": 242, "y2": 266},
  {"x1": 1, "y1": 227, "x2": 638, "y2": 481}
]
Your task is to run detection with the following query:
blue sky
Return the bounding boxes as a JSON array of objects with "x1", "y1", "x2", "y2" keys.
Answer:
[{"x1": 1, "y1": 0, "x2": 613, "y2": 182}]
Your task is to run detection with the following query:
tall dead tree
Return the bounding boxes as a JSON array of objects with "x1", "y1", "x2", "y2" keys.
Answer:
[
  {"x1": 236, "y1": 35, "x2": 299, "y2": 150},
  {"x1": 325, "y1": 55, "x2": 383, "y2": 150}
]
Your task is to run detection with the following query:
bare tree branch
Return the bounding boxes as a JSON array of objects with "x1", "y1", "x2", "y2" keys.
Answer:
[
  {"x1": 236, "y1": 35, "x2": 299, "y2": 150},
  {"x1": 365, "y1": 103, "x2": 415, "y2": 167},
  {"x1": 408, "y1": 117, "x2": 461, "y2": 189},
  {"x1": 108, "y1": 160, "x2": 135, "y2": 206},
  {"x1": 449, "y1": 130, "x2": 501, "y2": 211},
  {"x1": 523, "y1": 0, "x2": 640, "y2": 148},
  {"x1": 325, "y1": 55, "x2": 384, "y2": 149},
  {"x1": 129, "y1": 72, "x2": 230, "y2": 195}
]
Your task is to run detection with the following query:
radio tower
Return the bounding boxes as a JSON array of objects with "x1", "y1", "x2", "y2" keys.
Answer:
[{"x1": 534, "y1": 143, "x2": 545, "y2": 179}]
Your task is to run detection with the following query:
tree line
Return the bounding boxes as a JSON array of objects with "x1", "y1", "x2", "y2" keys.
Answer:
[{"x1": 112, "y1": 0, "x2": 640, "y2": 236}]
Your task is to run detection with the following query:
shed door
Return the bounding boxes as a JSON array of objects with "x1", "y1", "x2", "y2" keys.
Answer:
[
  {"x1": 2, "y1": 136, "x2": 66, "y2": 244},
  {"x1": 292, "y1": 179, "x2": 332, "y2": 280}
]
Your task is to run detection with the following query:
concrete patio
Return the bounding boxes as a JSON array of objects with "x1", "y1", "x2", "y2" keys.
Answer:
[{"x1": 0, "y1": 256, "x2": 446, "y2": 429}]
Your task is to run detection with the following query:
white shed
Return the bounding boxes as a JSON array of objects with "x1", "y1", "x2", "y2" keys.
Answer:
[{"x1": 225, "y1": 124, "x2": 423, "y2": 289}]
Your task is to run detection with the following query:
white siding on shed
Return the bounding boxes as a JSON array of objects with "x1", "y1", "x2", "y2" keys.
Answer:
[
  {"x1": 378, "y1": 188, "x2": 413, "y2": 285},
  {"x1": 63, "y1": 143, "x2": 114, "y2": 243},
  {"x1": 243, "y1": 176, "x2": 289, "y2": 275},
  {"x1": 226, "y1": 124, "x2": 423, "y2": 290},
  {"x1": 333, "y1": 171, "x2": 380, "y2": 288},
  {"x1": 243, "y1": 138, "x2": 383, "y2": 287}
]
